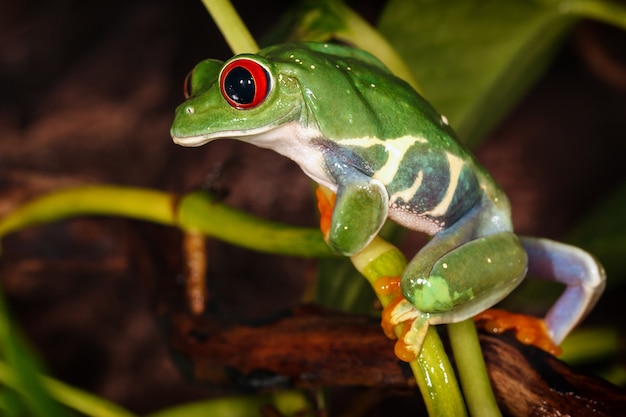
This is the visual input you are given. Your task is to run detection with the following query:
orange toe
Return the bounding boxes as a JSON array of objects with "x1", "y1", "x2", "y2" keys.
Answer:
[
  {"x1": 394, "y1": 322, "x2": 419, "y2": 362},
  {"x1": 374, "y1": 276, "x2": 428, "y2": 362},
  {"x1": 474, "y1": 308, "x2": 562, "y2": 356}
]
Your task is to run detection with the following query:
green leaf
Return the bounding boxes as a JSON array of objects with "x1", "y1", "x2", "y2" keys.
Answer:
[
  {"x1": 0, "y1": 292, "x2": 70, "y2": 417},
  {"x1": 378, "y1": 0, "x2": 577, "y2": 146}
]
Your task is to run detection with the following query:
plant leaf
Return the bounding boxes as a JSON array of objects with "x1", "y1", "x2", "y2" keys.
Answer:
[{"x1": 377, "y1": 0, "x2": 577, "y2": 145}]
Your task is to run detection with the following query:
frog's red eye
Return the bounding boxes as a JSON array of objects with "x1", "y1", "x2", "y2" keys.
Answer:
[
  {"x1": 220, "y1": 58, "x2": 271, "y2": 109},
  {"x1": 183, "y1": 70, "x2": 193, "y2": 99}
]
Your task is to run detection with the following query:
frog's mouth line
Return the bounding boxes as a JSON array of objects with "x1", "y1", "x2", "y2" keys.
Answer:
[
  {"x1": 172, "y1": 107, "x2": 302, "y2": 147},
  {"x1": 172, "y1": 126, "x2": 270, "y2": 147}
]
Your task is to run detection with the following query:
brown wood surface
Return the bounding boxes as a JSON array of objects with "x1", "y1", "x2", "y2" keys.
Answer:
[{"x1": 163, "y1": 298, "x2": 626, "y2": 416}]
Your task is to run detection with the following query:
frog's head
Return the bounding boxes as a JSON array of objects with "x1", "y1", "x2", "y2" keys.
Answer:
[
  {"x1": 171, "y1": 53, "x2": 305, "y2": 148},
  {"x1": 172, "y1": 42, "x2": 447, "y2": 159}
]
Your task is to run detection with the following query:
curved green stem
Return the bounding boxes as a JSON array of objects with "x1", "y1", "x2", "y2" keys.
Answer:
[
  {"x1": 448, "y1": 320, "x2": 501, "y2": 417},
  {"x1": 542, "y1": 0, "x2": 626, "y2": 29},
  {"x1": 0, "y1": 300, "x2": 68, "y2": 417},
  {"x1": 199, "y1": 0, "x2": 259, "y2": 54},
  {"x1": 0, "y1": 280, "x2": 137, "y2": 417},
  {"x1": 42, "y1": 371, "x2": 139, "y2": 417},
  {"x1": 267, "y1": 0, "x2": 419, "y2": 91},
  {"x1": 146, "y1": 391, "x2": 310, "y2": 417},
  {"x1": 328, "y1": 2, "x2": 420, "y2": 91},
  {"x1": 0, "y1": 358, "x2": 311, "y2": 417},
  {"x1": 0, "y1": 361, "x2": 138, "y2": 417},
  {"x1": 350, "y1": 236, "x2": 467, "y2": 417},
  {"x1": 0, "y1": 185, "x2": 333, "y2": 258},
  {"x1": 0, "y1": 186, "x2": 175, "y2": 237},
  {"x1": 178, "y1": 190, "x2": 332, "y2": 257}
]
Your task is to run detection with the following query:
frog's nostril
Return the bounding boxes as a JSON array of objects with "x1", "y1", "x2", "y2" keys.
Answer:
[{"x1": 186, "y1": 106, "x2": 194, "y2": 115}]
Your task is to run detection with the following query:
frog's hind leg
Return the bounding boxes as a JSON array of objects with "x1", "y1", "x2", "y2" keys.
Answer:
[
  {"x1": 400, "y1": 229, "x2": 528, "y2": 323},
  {"x1": 395, "y1": 194, "x2": 528, "y2": 322},
  {"x1": 382, "y1": 227, "x2": 528, "y2": 361},
  {"x1": 520, "y1": 236, "x2": 606, "y2": 344}
]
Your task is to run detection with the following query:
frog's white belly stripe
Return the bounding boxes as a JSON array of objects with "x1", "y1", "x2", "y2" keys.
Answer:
[
  {"x1": 338, "y1": 136, "x2": 427, "y2": 184},
  {"x1": 423, "y1": 153, "x2": 464, "y2": 217}
]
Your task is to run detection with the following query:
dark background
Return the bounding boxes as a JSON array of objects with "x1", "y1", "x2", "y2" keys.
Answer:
[{"x1": 1, "y1": 0, "x2": 625, "y2": 413}]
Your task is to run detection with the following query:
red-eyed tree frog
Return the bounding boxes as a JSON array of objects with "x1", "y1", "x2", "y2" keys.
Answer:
[{"x1": 170, "y1": 42, "x2": 605, "y2": 359}]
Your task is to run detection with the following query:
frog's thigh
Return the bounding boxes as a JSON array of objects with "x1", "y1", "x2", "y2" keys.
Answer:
[
  {"x1": 401, "y1": 232, "x2": 527, "y2": 323},
  {"x1": 520, "y1": 236, "x2": 606, "y2": 343}
]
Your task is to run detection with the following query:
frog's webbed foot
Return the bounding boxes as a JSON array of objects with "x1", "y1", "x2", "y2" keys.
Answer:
[
  {"x1": 474, "y1": 308, "x2": 562, "y2": 355},
  {"x1": 476, "y1": 238, "x2": 606, "y2": 355},
  {"x1": 375, "y1": 276, "x2": 429, "y2": 362}
]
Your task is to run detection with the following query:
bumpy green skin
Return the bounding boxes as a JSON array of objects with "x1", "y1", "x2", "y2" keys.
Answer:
[{"x1": 171, "y1": 42, "x2": 604, "y2": 340}]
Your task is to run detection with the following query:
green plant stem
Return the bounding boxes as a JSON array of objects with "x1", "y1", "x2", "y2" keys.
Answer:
[
  {"x1": 0, "y1": 186, "x2": 175, "y2": 236},
  {"x1": 0, "y1": 283, "x2": 135, "y2": 417},
  {"x1": 177, "y1": 190, "x2": 332, "y2": 256},
  {"x1": 146, "y1": 391, "x2": 310, "y2": 417},
  {"x1": 545, "y1": 0, "x2": 626, "y2": 29},
  {"x1": 409, "y1": 329, "x2": 468, "y2": 417},
  {"x1": 448, "y1": 320, "x2": 501, "y2": 417},
  {"x1": 42, "y1": 373, "x2": 139, "y2": 417},
  {"x1": 0, "y1": 185, "x2": 333, "y2": 258},
  {"x1": 0, "y1": 296, "x2": 68, "y2": 417},
  {"x1": 199, "y1": 0, "x2": 259, "y2": 54},
  {"x1": 0, "y1": 360, "x2": 139, "y2": 417},
  {"x1": 350, "y1": 236, "x2": 467, "y2": 417},
  {"x1": 335, "y1": 4, "x2": 419, "y2": 91},
  {"x1": 308, "y1": 1, "x2": 419, "y2": 91}
]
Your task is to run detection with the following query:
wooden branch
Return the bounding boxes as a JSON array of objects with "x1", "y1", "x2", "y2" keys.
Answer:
[
  {"x1": 162, "y1": 303, "x2": 626, "y2": 416},
  {"x1": 481, "y1": 331, "x2": 626, "y2": 416},
  {"x1": 133, "y1": 224, "x2": 626, "y2": 416},
  {"x1": 166, "y1": 305, "x2": 407, "y2": 388}
]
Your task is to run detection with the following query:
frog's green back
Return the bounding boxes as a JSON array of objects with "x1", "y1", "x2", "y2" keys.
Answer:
[{"x1": 260, "y1": 42, "x2": 455, "y2": 144}]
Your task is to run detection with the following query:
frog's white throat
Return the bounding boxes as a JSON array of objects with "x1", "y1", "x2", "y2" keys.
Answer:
[
  {"x1": 241, "y1": 121, "x2": 336, "y2": 191},
  {"x1": 174, "y1": 120, "x2": 336, "y2": 192}
]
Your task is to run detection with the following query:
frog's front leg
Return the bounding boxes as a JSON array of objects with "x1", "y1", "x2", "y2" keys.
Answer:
[{"x1": 320, "y1": 150, "x2": 388, "y2": 256}]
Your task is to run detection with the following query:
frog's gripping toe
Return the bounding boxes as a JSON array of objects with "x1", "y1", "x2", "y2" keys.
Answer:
[
  {"x1": 474, "y1": 308, "x2": 562, "y2": 356},
  {"x1": 375, "y1": 276, "x2": 428, "y2": 362}
]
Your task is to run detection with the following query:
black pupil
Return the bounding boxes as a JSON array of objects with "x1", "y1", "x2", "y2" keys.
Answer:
[{"x1": 224, "y1": 66, "x2": 255, "y2": 104}]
